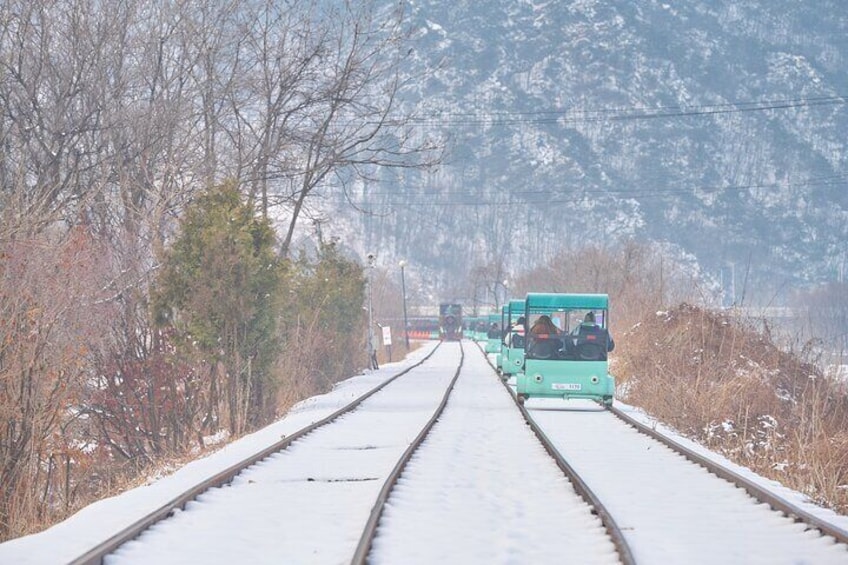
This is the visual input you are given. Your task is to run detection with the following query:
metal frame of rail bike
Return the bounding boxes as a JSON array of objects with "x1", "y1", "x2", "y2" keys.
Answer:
[
  {"x1": 516, "y1": 293, "x2": 615, "y2": 406},
  {"x1": 498, "y1": 298, "x2": 526, "y2": 378},
  {"x1": 495, "y1": 304, "x2": 507, "y2": 370}
]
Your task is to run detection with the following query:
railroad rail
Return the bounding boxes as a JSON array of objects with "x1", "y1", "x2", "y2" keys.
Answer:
[
  {"x1": 70, "y1": 343, "x2": 444, "y2": 565},
  {"x1": 350, "y1": 342, "x2": 465, "y2": 564},
  {"x1": 609, "y1": 406, "x2": 848, "y2": 546},
  {"x1": 478, "y1": 341, "x2": 635, "y2": 565}
]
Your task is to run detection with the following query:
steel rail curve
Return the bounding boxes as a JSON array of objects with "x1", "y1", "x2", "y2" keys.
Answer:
[
  {"x1": 70, "y1": 343, "x2": 444, "y2": 565},
  {"x1": 609, "y1": 405, "x2": 848, "y2": 546},
  {"x1": 478, "y1": 342, "x2": 636, "y2": 565},
  {"x1": 350, "y1": 342, "x2": 465, "y2": 565}
]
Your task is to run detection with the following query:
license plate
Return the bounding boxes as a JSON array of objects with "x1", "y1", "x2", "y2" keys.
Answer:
[{"x1": 552, "y1": 383, "x2": 581, "y2": 391}]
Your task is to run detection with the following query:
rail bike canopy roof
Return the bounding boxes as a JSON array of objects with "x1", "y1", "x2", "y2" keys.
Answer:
[
  {"x1": 525, "y1": 292, "x2": 609, "y2": 310},
  {"x1": 508, "y1": 299, "x2": 525, "y2": 314}
]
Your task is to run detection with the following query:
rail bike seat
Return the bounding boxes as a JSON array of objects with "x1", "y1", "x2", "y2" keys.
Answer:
[
  {"x1": 527, "y1": 336, "x2": 562, "y2": 359},
  {"x1": 574, "y1": 335, "x2": 607, "y2": 361}
]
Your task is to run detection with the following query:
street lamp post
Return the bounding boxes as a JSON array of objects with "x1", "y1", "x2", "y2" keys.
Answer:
[
  {"x1": 366, "y1": 252, "x2": 377, "y2": 369},
  {"x1": 399, "y1": 260, "x2": 410, "y2": 349}
]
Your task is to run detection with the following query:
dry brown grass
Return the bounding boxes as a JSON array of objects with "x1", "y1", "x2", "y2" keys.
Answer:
[{"x1": 617, "y1": 303, "x2": 848, "y2": 513}]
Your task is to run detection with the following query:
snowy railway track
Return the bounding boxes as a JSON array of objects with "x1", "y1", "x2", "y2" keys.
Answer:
[
  {"x1": 22, "y1": 338, "x2": 848, "y2": 564},
  {"x1": 349, "y1": 342, "x2": 465, "y2": 563},
  {"x1": 526, "y1": 403, "x2": 848, "y2": 563},
  {"x1": 608, "y1": 406, "x2": 848, "y2": 551},
  {"x1": 475, "y1": 345, "x2": 636, "y2": 564},
  {"x1": 74, "y1": 341, "x2": 629, "y2": 564},
  {"x1": 70, "y1": 342, "x2": 450, "y2": 564},
  {"x1": 482, "y1": 344, "x2": 848, "y2": 563},
  {"x1": 358, "y1": 339, "x2": 621, "y2": 564},
  {"x1": 505, "y1": 393, "x2": 635, "y2": 565}
]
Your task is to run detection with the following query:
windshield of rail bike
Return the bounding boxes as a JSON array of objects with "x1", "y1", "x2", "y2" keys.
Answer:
[{"x1": 524, "y1": 309, "x2": 609, "y2": 361}]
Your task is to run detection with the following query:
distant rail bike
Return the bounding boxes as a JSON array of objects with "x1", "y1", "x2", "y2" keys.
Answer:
[
  {"x1": 516, "y1": 293, "x2": 615, "y2": 406},
  {"x1": 463, "y1": 316, "x2": 477, "y2": 340},
  {"x1": 471, "y1": 317, "x2": 488, "y2": 340},
  {"x1": 484, "y1": 312, "x2": 502, "y2": 353}
]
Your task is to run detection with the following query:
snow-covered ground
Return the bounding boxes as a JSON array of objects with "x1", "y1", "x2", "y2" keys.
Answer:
[
  {"x1": 3, "y1": 340, "x2": 848, "y2": 564},
  {"x1": 107, "y1": 342, "x2": 463, "y2": 564},
  {"x1": 0, "y1": 344, "x2": 439, "y2": 565},
  {"x1": 615, "y1": 403, "x2": 848, "y2": 536},
  {"x1": 529, "y1": 401, "x2": 848, "y2": 564}
]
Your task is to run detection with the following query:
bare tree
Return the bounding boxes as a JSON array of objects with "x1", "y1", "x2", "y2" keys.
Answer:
[
  {"x1": 0, "y1": 0, "x2": 444, "y2": 540},
  {"x1": 223, "y1": 1, "x2": 326, "y2": 216},
  {"x1": 0, "y1": 229, "x2": 113, "y2": 539},
  {"x1": 510, "y1": 240, "x2": 699, "y2": 331},
  {"x1": 233, "y1": 1, "x2": 442, "y2": 253},
  {"x1": 0, "y1": 0, "x2": 126, "y2": 236}
]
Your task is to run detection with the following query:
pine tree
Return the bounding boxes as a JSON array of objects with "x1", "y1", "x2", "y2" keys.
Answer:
[{"x1": 154, "y1": 181, "x2": 283, "y2": 435}]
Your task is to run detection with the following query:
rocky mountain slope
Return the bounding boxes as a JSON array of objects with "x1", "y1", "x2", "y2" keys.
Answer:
[{"x1": 345, "y1": 0, "x2": 847, "y2": 304}]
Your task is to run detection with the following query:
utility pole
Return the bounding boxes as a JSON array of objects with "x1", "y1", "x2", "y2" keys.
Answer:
[{"x1": 399, "y1": 260, "x2": 410, "y2": 350}]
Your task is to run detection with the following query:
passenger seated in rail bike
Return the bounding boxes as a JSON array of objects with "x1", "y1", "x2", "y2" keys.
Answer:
[
  {"x1": 527, "y1": 315, "x2": 564, "y2": 359},
  {"x1": 505, "y1": 316, "x2": 525, "y2": 348},
  {"x1": 487, "y1": 322, "x2": 501, "y2": 339},
  {"x1": 570, "y1": 312, "x2": 615, "y2": 360}
]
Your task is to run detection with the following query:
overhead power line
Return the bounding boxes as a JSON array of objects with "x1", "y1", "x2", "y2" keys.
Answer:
[
  {"x1": 348, "y1": 94, "x2": 848, "y2": 208},
  {"x1": 394, "y1": 95, "x2": 847, "y2": 127},
  {"x1": 346, "y1": 173, "x2": 848, "y2": 207}
]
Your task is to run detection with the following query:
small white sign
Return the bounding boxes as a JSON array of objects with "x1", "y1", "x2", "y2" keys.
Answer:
[
  {"x1": 552, "y1": 383, "x2": 581, "y2": 391},
  {"x1": 382, "y1": 326, "x2": 392, "y2": 346}
]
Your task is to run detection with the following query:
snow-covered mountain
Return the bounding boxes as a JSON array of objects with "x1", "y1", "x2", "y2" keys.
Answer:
[{"x1": 339, "y1": 0, "x2": 847, "y2": 304}]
